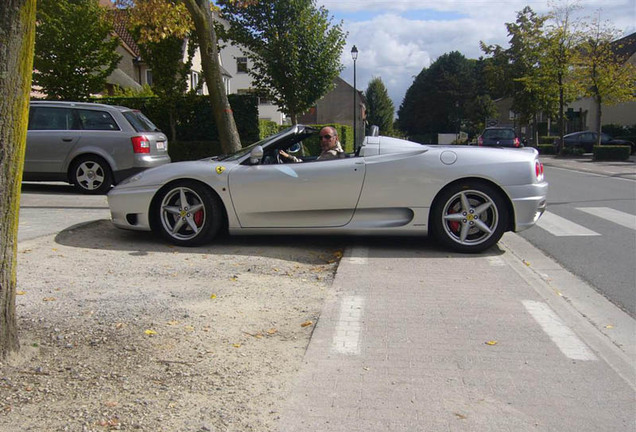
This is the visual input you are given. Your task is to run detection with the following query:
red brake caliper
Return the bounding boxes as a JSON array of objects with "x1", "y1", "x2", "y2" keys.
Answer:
[
  {"x1": 193, "y1": 209, "x2": 204, "y2": 226},
  {"x1": 448, "y1": 205, "x2": 460, "y2": 233}
]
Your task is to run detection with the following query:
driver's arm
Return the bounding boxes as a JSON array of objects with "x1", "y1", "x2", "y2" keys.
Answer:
[{"x1": 279, "y1": 149, "x2": 302, "y2": 163}]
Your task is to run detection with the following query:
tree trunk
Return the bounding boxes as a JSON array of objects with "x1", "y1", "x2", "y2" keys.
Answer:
[
  {"x1": 0, "y1": 0, "x2": 37, "y2": 359},
  {"x1": 594, "y1": 94, "x2": 602, "y2": 147},
  {"x1": 558, "y1": 73, "x2": 565, "y2": 155},
  {"x1": 183, "y1": 0, "x2": 241, "y2": 154}
]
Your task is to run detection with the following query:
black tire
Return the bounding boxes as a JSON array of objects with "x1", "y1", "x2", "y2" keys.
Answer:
[
  {"x1": 431, "y1": 182, "x2": 509, "y2": 253},
  {"x1": 150, "y1": 180, "x2": 222, "y2": 247},
  {"x1": 70, "y1": 155, "x2": 113, "y2": 195}
]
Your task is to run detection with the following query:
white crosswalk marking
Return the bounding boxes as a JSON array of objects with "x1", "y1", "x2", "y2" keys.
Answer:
[
  {"x1": 578, "y1": 207, "x2": 636, "y2": 231},
  {"x1": 523, "y1": 300, "x2": 597, "y2": 361},
  {"x1": 536, "y1": 211, "x2": 601, "y2": 236}
]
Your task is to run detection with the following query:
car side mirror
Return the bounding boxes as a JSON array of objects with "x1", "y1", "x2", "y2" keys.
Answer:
[{"x1": 250, "y1": 145, "x2": 264, "y2": 165}]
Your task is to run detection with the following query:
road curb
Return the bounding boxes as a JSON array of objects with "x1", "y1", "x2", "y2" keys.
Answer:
[{"x1": 500, "y1": 232, "x2": 636, "y2": 389}]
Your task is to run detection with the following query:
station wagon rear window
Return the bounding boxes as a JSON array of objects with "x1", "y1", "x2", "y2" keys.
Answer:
[
  {"x1": 123, "y1": 110, "x2": 160, "y2": 133},
  {"x1": 77, "y1": 109, "x2": 120, "y2": 131}
]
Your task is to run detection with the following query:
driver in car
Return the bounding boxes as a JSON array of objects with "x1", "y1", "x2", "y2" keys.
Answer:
[{"x1": 279, "y1": 126, "x2": 344, "y2": 162}]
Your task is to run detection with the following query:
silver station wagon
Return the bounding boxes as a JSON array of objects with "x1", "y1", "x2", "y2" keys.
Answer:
[{"x1": 24, "y1": 101, "x2": 171, "y2": 194}]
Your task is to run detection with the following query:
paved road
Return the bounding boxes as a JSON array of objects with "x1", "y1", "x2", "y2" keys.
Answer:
[
  {"x1": 19, "y1": 182, "x2": 110, "y2": 242},
  {"x1": 520, "y1": 165, "x2": 636, "y2": 316}
]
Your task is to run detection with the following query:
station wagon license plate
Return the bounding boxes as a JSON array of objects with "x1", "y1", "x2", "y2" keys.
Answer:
[{"x1": 157, "y1": 141, "x2": 166, "y2": 150}]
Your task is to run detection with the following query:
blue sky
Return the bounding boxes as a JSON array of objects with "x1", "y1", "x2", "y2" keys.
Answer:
[{"x1": 318, "y1": 0, "x2": 636, "y2": 112}]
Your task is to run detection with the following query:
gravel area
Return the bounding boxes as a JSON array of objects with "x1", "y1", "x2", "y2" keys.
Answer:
[{"x1": 1, "y1": 220, "x2": 343, "y2": 432}]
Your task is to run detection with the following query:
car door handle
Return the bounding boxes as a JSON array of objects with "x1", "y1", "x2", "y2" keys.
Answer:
[{"x1": 62, "y1": 138, "x2": 73, "y2": 142}]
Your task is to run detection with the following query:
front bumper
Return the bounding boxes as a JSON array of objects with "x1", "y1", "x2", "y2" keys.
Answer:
[{"x1": 107, "y1": 185, "x2": 157, "y2": 231}]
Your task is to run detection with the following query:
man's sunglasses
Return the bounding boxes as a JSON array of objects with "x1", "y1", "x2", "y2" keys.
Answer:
[{"x1": 319, "y1": 135, "x2": 332, "y2": 140}]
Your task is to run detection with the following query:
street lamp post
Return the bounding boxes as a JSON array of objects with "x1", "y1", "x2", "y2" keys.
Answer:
[{"x1": 351, "y1": 45, "x2": 358, "y2": 152}]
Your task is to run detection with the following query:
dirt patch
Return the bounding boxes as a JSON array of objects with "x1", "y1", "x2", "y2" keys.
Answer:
[{"x1": 1, "y1": 221, "x2": 343, "y2": 431}]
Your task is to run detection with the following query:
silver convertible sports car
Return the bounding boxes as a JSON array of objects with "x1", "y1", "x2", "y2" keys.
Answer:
[{"x1": 107, "y1": 125, "x2": 548, "y2": 253}]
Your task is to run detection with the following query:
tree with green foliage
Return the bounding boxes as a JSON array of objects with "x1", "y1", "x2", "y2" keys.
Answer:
[
  {"x1": 397, "y1": 52, "x2": 477, "y2": 141},
  {"x1": 34, "y1": 0, "x2": 120, "y2": 100},
  {"x1": 365, "y1": 77, "x2": 394, "y2": 135},
  {"x1": 133, "y1": 31, "x2": 198, "y2": 141},
  {"x1": 481, "y1": 6, "x2": 554, "y2": 145},
  {"x1": 543, "y1": 1, "x2": 583, "y2": 152},
  {"x1": 218, "y1": 0, "x2": 346, "y2": 124},
  {"x1": 0, "y1": 0, "x2": 37, "y2": 358},
  {"x1": 118, "y1": 0, "x2": 242, "y2": 153},
  {"x1": 572, "y1": 18, "x2": 636, "y2": 146}
]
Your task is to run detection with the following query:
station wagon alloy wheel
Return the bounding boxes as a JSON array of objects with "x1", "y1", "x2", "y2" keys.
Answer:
[
  {"x1": 431, "y1": 182, "x2": 508, "y2": 253},
  {"x1": 153, "y1": 181, "x2": 222, "y2": 246},
  {"x1": 71, "y1": 155, "x2": 112, "y2": 195}
]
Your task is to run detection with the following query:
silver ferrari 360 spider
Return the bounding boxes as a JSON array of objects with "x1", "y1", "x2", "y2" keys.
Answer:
[{"x1": 107, "y1": 125, "x2": 547, "y2": 253}]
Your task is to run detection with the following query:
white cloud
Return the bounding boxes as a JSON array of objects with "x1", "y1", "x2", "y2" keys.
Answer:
[{"x1": 320, "y1": 0, "x2": 636, "y2": 113}]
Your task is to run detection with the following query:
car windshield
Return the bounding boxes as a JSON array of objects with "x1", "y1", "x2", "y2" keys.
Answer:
[
  {"x1": 123, "y1": 110, "x2": 160, "y2": 132},
  {"x1": 218, "y1": 127, "x2": 295, "y2": 161}
]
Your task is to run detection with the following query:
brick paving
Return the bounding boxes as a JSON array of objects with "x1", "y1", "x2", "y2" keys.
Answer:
[{"x1": 279, "y1": 238, "x2": 635, "y2": 431}]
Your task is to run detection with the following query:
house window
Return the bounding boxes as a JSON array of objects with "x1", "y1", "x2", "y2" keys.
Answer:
[
  {"x1": 191, "y1": 71, "x2": 202, "y2": 94},
  {"x1": 236, "y1": 57, "x2": 248, "y2": 73},
  {"x1": 145, "y1": 70, "x2": 153, "y2": 86}
]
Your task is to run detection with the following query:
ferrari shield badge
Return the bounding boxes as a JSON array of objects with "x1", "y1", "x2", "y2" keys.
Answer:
[{"x1": 215, "y1": 166, "x2": 226, "y2": 174}]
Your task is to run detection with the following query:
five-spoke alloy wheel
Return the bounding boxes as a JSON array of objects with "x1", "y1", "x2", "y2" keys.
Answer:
[
  {"x1": 70, "y1": 155, "x2": 113, "y2": 194},
  {"x1": 151, "y1": 181, "x2": 222, "y2": 246},
  {"x1": 431, "y1": 182, "x2": 508, "y2": 253}
]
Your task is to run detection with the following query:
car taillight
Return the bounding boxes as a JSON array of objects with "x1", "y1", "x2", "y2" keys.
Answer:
[
  {"x1": 535, "y1": 160, "x2": 544, "y2": 181},
  {"x1": 131, "y1": 136, "x2": 150, "y2": 154},
  {"x1": 478, "y1": 136, "x2": 483, "y2": 146},
  {"x1": 514, "y1": 137, "x2": 521, "y2": 147}
]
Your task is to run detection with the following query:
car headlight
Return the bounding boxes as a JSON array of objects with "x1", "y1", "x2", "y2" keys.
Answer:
[{"x1": 119, "y1": 171, "x2": 145, "y2": 186}]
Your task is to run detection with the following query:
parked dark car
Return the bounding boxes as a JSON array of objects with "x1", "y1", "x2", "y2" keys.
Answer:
[
  {"x1": 477, "y1": 127, "x2": 522, "y2": 148},
  {"x1": 25, "y1": 101, "x2": 171, "y2": 194},
  {"x1": 561, "y1": 131, "x2": 635, "y2": 154}
]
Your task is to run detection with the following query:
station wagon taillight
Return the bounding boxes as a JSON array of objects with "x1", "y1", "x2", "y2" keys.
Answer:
[
  {"x1": 478, "y1": 136, "x2": 483, "y2": 146},
  {"x1": 535, "y1": 160, "x2": 544, "y2": 181},
  {"x1": 131, "y1": 136, "x2": 150, "y2": 154},
  {"x1": 514, "y1": 137, "x2": 521, "y2": 147}
]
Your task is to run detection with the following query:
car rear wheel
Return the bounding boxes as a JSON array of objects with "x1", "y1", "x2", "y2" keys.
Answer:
[
  {"x1": 431, "y1": 182, "x2": 509, "y2": 253},
  {"x1": 70, "y1": 155, "x2": 113, "y2": 195},
  {"x1": 151, "y1": 181, "x2": 222, "y2": 247}
]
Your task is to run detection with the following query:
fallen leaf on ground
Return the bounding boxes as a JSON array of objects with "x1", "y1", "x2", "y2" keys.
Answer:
[
  {"x1": 16, "y1": 291, "x2": 26, "y2": 296},
  {"x1": 301, "y1": 321, "x2": 313, "y2": 328},
  {"x1": 144, "y1": 329, "x2": 157, "y2": 336},
  {"x1": 42, "y1": 297, "x2": 56, "y2": 302},
  {"x1": 210, "y1": 294, "x2": 217, "y2": 299},
  {"x1": 233, "y1": 343, "x2": 241, "y2": 348},
  {"x1": 166, "y1": 320, "x2": 179, "y2": 326},
  {"x1": 267, "y1": 328, "x2": 278, "y2": 335},
  {"x1": 485, "y1": 340, "x2": 498, "y2": 346},
  {"x1": 605, "y1": 324, "x2": 614, "y2": 329}
]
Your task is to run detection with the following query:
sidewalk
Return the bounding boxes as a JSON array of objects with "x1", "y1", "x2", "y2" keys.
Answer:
[
  {"x1": 540, "y1": 153, "x2": 635, "y2": 178},
  {"x1": 279, "y1": 235, "x2": 635, "y2": 431}
]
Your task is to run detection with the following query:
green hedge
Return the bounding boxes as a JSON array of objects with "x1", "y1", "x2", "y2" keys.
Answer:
[
  {"x1": 537, "y1": 144, "x2": 556, "y2": 155},
  {"x1": 94, "y1": 94, "x2": 259, "y2": 145},
  {"x1": 593, "y1": 145, "x2": 631, "y2": 161},
  {"x1": 169, "y1": 140, "x2": 223, "y2": 162}
]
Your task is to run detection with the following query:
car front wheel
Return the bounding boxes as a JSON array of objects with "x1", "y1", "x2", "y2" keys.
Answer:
[
  {"x1": 151, "y1": 181, "x2": 222, "y2": 247},
  {"x1": 431, "y1": 182, "x2": 509, "y2": 253}
]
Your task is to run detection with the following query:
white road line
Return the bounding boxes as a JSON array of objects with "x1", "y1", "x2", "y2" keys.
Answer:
[
  {"x1": 346, "y1": 246, "x2": 369, "y2": 264},
  {"x1": 536, "y1": 211, "x2": 601, "y2": 236},
  {"x1": 523, "y1": 300, "x2": 597, "y2": 361},
  {"x1": 332, "y1": 296, "x2": 364, "y2": 355},
  {"x1": 578, "y1": 207, "x2": 636, "y2": 231}
]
